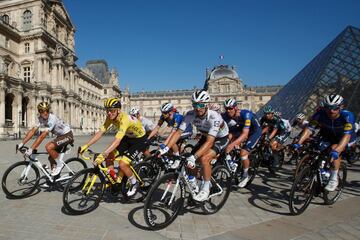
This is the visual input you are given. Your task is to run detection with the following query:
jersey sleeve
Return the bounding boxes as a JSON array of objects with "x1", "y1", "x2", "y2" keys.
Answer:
[
  {"x1": 343, "y1": 112, "x2": 355, "y2": 134},
  {"x1": 243, "y1": 111, "x2": 252, "y2": 129},
  {"x1": 115, "y1": 115, "x2": 130, "y2": 139},
  {"x1": 172, "y1": 114, "x2": 183, "y2": 130},
  {"x1": 178, "y1": 112, "x2": 192, "y2": 132},
  {"x1": 308, "y1": 111, "x2": 321, "y2": 132},
  {"x1": 157, "y1": 116, "x2": 165, "y2": 127},
  {"x1": 207, "y1": 114, "x2": 222, "y2": 137},
  {"x1": 45, "y1": 114, "x2": 56, "y2": 132}
]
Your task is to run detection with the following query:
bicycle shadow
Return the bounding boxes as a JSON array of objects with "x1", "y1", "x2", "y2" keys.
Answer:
[{"x1": 344, "y1": 180, "x2": 360, "y2": 197}]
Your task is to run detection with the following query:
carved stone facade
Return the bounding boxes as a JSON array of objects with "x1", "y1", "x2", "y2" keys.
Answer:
[
  {"x1": 128, "y1": 65, "x2": 282, "y2": 122},
  {"x1": 0, "y1": 0, "x2": 121, "y2": 138}
]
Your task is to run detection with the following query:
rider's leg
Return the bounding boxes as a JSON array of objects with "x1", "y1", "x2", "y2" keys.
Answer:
[
  {"x1": 171, "y1": 143, "x2": 180, "y2": 156},
  {"x1": 45, "y1": 142, "x2": 58, "y2": 169}
]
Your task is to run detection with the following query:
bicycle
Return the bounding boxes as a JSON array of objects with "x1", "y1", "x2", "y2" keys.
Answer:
[
  {"x1": 62, "y1": 149, "x2": 155, "y2": 215},
  {"x1": 2, "y1": 144, "x2": 86, "y2": 199},
  {"x1": 143, "y1": 154, "x2": 231, "y2": 230},
  {"x1": 289, "y1": 147, "x2": 347, "y2": 215}
]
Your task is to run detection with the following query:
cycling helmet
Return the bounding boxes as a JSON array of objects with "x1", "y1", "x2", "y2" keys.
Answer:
[
  {"x1": 274, "y1": 111, "x2": 282, "y2": 117},
  {"x1": 160, "y1": 102, "x2": 174, "y2": 113},
  {"x1": 263, "y1": 105, "x2": 274, "y2": 113},
  {"x1": 129, "y1": 107, "x2": 140, "y2": 116},
  {"x1": 191, "y1": 90, "x2": 210, "y2": 103},
  {"x1": 37, "y1": 102, "x2": 50, "y2": 112},
  {"x1": 224, "y1": 98, "x2": 237, "y2": 108},
  {"x1": 104, "y1": 98, "x2": 121, "y2": 109},
  {"x1": 323, "y1": 94, "x2": 344, "y2": 108},
  {"x1": 296, "y1": 113, "x2": 305, "y2": 121}
]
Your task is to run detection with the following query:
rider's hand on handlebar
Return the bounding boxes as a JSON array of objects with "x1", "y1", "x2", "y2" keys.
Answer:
[
  {"x1": 93, "y1": 153, "x2": 105, "y2": 166},
  {"x1": 292, "y1": 143, "x2": 302, "y2": 151},
  {"x1": 186, "y1": 155, "x2": 196, "y2": 169},
  {"x1": 24, "y1": 148, "x2": 33, "y2": 158},
  {"x1": 79, "y1": 144, "x2": 89, "y2": 154}
]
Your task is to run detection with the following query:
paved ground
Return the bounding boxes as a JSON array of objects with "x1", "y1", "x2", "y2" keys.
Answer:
[{"x1": 0, "y1": 136, "x2": 359, "y2": 240}]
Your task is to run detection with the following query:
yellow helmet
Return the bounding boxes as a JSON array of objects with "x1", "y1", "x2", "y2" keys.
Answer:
[
  {"x1": 37, "y1": 102, "x2": 50, "y2": 112},
  {"x1": 104, "y1": 98, "x2": 121, "y2": 109}
]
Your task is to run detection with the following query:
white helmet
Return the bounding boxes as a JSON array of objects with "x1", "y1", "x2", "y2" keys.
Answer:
[
  {"x1": 323, "y1": 94, "x2": 344, "y2": 107},
  {"x1": 224, "y1": 98, "x2": 237, "y2": 108},
  {"x1": 129, "y1": 107, "x2": 140, "y2": 116},
  {"x1": 160, "y1": 102, "x2": 174, "y2": 113},
  {"x1": 191, "y1": 90, "x2": 210, "y2": 103},
  {"x1": 296, "y1": 113, "x2": 305, "y2": 120}
]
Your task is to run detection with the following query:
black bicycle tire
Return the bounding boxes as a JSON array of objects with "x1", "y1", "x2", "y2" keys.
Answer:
[
  {"x1": 323, "y1": 162, "x2": 347, "y2": 205},
  {"x1": 62, "y1": 168, "x2": 105, "y2": 215},
  {"x1": 143, "y1": 172, "x2": 184, "y2": 230},
  {"x1": 57, "y1": 157, "x2": 88, "y2": 190},
  {"x1": 2, "y1": 161, "x2": 40, "y2": 199}
]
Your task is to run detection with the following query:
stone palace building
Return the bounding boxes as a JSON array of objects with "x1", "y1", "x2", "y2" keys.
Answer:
[
  {"x1": 126, "y1": 65, "x2": 282, "y2": 122},
  {"x1": 0, "y1": 0, "x2": 121, "y2": 138}
]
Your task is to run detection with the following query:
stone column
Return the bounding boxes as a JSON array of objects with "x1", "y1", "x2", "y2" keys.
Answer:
[{"x1": 0, "y1": 88, "x2": 5, "y2": 127}]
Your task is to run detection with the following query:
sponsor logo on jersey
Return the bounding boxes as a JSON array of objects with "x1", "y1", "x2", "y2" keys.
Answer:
[
  {"x1": 344, "y1": 123, "x2": 353, "y2": 131},
  {"x1": 245, "y1": 119, "x2": 251, "y2": 126}
]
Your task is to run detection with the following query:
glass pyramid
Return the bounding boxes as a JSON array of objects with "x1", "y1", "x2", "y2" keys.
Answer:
[{"x1": 262, "y1": 25, "x2": 360, "y2": 120}]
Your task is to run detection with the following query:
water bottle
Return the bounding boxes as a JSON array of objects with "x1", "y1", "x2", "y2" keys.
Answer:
[
  {"x1": 107, "y1": 168, "x2": 117, "y2": 181},
  {"x1": 228, "y1": 160, "x2": 238, "y2": 172}
]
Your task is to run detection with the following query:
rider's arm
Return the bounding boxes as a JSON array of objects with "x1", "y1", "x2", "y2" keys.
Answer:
[
  {"x1": 147, "y1": 125, "x2": 160, "y2": 140},
  {"x1": 166, "y1": 129, "x2": 182, "y2": 149},
  {"x1": 102, "y1": 137, "x2": 121, "y2": 157},
  {"x1": 231, "y1": 128, "x2": 250, "y2": 146},
  {"x1": 22, "y1": 127, "x2": 38, "y2": 145},
  {"x1": 31, "y1": 130, "x2": 48, "y2": 150},
  {"x1": 164, "y1": 129, "x2": 177, "y2": 145},
  {"x1": 194, "y1": 134, "x2": 215, "y2": 159},
  {"x1": 268, "y1": 128, "x2": 278, "y2": 140},
  {"x1": 85, "y1": 130, "x2": 104, "y2": 147},
  {"x1": 334, "y1": 133, "x2": 351, "y2": 154},
  {"x1": 298, "y1": 128, "x2": 312, "y2": 145}
]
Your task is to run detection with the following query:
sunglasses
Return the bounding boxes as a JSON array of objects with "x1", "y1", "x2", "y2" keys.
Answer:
[
  {"x1": 38, "y1": 110, "x2": 47, "y2": 114},
  {"x1": 106, "y1": 108, "x2": 118, "y2": 113},
  {"x1": 325, "y1": 106, "x2": 340, "y2": 111},
  {"x1": 225, "y1": 107, "x2": 235, "y2": 111},
  {"x1": 192, "y1": 103, "x2": 206, "y2": 109}
]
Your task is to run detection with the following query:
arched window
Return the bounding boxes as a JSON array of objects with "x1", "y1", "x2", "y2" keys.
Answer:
[
  {"x1": 2, "y1": 14, "x2": 9, "y2": 24},
  {"x1": 23, "y1": 10, "x2": 32, "y2": 31}
]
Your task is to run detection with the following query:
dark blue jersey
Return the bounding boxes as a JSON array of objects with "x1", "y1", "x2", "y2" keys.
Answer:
[
  {"x1": 308, "y1": 109, "x2": 355, "y2": 142},
  {"x1": 222, "y1": 109, "x2": 261, "y2": 136},
  {"x1": 158, "y1": 112, "x2": 193, "y2": 133}
]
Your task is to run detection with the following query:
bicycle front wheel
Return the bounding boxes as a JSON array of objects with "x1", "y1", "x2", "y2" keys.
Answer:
[
  {"x1": 57, "y1": 157, "x2": 88, "y2": 190},
  {"x1": 144, "y1": 172, "x2": 185, "y2": 230},
  {"x1": 63, "y1": 168, "x2": 106, "y2": 215},
  {"x1": 2, "y1": 161, "x2": 40, "y2": 199},
  {"x1": 289, "y1": 165, "x2": 315, "y2": 215},
  {"x1": 201, "y1": 165, "x2": 232, "y2": 214}
]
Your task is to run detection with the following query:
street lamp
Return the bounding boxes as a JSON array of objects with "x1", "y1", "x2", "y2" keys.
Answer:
[{"x1": 18, "y1": 110, "x2": 22, "y2": 139}]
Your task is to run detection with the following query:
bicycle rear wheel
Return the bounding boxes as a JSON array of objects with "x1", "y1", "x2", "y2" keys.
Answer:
[
  {"x1": 121, "y1": 162, "x2": 156, "y2": 202},
  {"x1": 323, "y1": 162, "x2": 347, "y2": 205},
  {"x1": 144, "y1": 172, "x2": 185, "y2": 230},
  {"x1": 201, "y1": 165, "x2": 231, "y2": 214},
  {"x1": 2, "y1": 161, "x2": 40, "y2": 199},
  {"x1": 289, "y1": 165, "x2": 315, "y2": 215},
  {"x1": 63, "y1": 168, "x2": 106, "y2": 215},
  {"x1": 57, "y1": 157, "x2": 87, "y2": 190},
  {"x1": 294, "y1": 154, "x2": 313, "y2": 178}
]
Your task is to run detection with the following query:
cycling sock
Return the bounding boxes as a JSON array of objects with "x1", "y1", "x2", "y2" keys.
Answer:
[
  {"x1": 202, "y1": 181, "x2": 210, "y2": 191},
  {"x1": 129, "y1": 175, "x2": 137, "y2": 184},
  {"x1": 330, "y1": 170, "x2": 339, "y2": 181},
  {"x1": 173, "y1": 151, "x2": 180, "y2": 156},
  {"x1": 243, "y1": 168, "x2": 249, "y2": 177}
]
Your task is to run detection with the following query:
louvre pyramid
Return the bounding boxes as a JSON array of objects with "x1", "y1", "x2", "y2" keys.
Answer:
[{"x1": 262, "y1": 25, "x2": 360, "y2": 120}]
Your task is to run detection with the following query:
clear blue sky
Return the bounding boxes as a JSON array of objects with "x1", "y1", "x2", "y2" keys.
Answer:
[{"x1": 64, "y1": 0, "x2": 360, "y2": 93}]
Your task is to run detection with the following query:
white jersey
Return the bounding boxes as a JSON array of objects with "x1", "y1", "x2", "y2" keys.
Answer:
[
  {"x1": 297, "y1": 120, "x2": 309, "y2": 130},
  {"x1": 36, "y1": 113, "x2": 70, "y2": 136},
  {"x1": 179, "y1": 109, "x2": 228, "y2": 138},
  {"x1": 140, "y1": 116, "x2": 155, "y2": 133},
  {"x1": 281, "y1": 118, "x2": 292, "y2": 133}
]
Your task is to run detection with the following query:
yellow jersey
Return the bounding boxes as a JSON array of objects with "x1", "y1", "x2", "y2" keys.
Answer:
[{"x1": 100, "y1": 112, "x2": 145, "y2": 139}]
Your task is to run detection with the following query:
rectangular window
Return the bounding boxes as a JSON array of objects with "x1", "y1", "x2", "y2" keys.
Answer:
[
  {"x1": 24, "y1": 43, "x2": 30, "y2": 53},
  {"x1": 23, "y1": 66, "x2": 31, "y2": 82}
]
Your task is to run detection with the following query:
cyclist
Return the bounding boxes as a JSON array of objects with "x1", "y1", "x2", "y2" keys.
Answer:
[
  {"x1": 79, "y1": 98, "x2": 147, "y2": 197},
  {"x1": 129, "y1": 106, "x2": 155, "y2": 135},
  {"x1": 260, "y1": 105, "x2": 282, "y2": 172},
  {"x1": 222, "y1": 98, "x2": 262, "y2": 187},
  {"x1": 17, "y1": 102, "x2": 74, "y2": 176},
  {"x1": 148, "y1": 102, "x2": 193, "y2": 167},
  {"x1": 160, "y1": 90, "x2": 229, "y2": 202},
  {"x1": 293, "y1": 94, "x2": 356, "y2": 191},
  {"x1": 292, "y1": 113, "x2": 309, "y2": 130}
]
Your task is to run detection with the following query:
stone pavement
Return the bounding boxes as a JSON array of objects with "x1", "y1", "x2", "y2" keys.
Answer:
[{"x1": 0, "y1": 136, "x2": 359, "y2": 240}]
